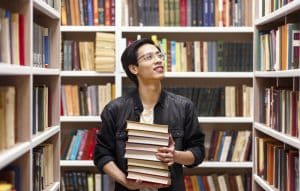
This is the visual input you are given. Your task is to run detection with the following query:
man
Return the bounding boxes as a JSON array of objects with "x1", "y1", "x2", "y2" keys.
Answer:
[{"x1": 94, "y1": 38, "x2": 205, "y2": 190}]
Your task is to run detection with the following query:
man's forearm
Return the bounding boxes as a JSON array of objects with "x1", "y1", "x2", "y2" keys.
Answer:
[
  {"x1": 103, "y1": 161, "x2": 127, "y2": 186},
  {"x1": 174, "y1": 150, "x2": 195, "y2": 166}
]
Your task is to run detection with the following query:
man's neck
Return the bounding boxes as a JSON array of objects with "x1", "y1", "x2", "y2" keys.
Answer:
[{"x1": 138, "y1": 82, "x2": 161, "y2": 110}]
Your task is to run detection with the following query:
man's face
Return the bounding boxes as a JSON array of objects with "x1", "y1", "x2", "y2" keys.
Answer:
[{"x1": 132, "y1": 44, "x2": 165, "y2": 83}]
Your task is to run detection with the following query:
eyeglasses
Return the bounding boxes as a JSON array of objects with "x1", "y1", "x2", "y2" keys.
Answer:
[{"x1": 137, "y1": 52, "x2": 166, "y2": 62}]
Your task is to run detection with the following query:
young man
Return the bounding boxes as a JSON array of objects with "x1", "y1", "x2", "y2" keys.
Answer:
[{"x1": 94, "y1": 38, "x2": 205, "y2": 191}]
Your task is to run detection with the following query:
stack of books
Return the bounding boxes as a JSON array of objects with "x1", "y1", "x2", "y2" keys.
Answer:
[
  {"x1": 125, "y1": 120, "x2": 171, "y2": 185},
  {"x1": 94, "y1": 32, "x2": 115, "y2": 72}
]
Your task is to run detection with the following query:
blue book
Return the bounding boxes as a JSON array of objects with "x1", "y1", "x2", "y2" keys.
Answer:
[{"x1": 70, "y1": 130, "x2": 84, "y2": 160}]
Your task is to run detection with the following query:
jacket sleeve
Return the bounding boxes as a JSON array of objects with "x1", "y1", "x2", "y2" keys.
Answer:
[
  {"x1": 93, "y1": 104, "x2": 117, "y2": 173},
  {"x1": 183, "y1": 100, "x2": 205, "y2": 168}
]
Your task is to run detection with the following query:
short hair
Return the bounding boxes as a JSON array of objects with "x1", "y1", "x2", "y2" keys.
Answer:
[{"x1": 121, "y1": 38, "x2": 161, "y2": 86}]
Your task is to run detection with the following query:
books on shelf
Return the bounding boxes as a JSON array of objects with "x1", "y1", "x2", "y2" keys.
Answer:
[
  {"x1": 95, "y1": 32, "x2": 115, "y2": 72},
  {"x1": 125, "y1": 120, "x2": 171, "y2": 185},
  {"x1": 0, "y1": 86, "x2": 15, "y2": 150}
]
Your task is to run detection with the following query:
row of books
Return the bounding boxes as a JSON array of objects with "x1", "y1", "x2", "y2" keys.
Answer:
[
  {"x1": 184, "y1": 174, "x2": 252, "y2": 191},
  {"x1": 61, "y1": 171, "x2": 101, "y2": 191},
  {"x1": 122, "y1": 0, "x2": 252, "y2": 27},
  {"x1": 61, "y1": 83, "x2": 115, "y2": 116},
  {"x1": 61, "y1": 0, "x2": 115, "y2": 26},
  {"x1": 255, "y1": 137, "x2": 299, "y2": 191},
  {"x1": 33, "y1": 23, "x2": 49, "y2": 68},
  {"x1": 125, "y1": 121, "x2": 171, "y2": 185},
  {"x1": 61, "y1": 128, "x2": 98, "y2": 160},
  {"x1": 263, "y1": 87, "x2": 300, "y2": 138},
  {"x1": 0, "y1": 8, "x2": 25, "y2": 65},
  {"x1": 125, "y1": 36, "x2": 253, "y2": 72},
  {"x1": 94, "y1": 32, "x2": 115, "y2": 72},
  {"x1": 259, "y1": 0, "x2": 294, "y2": 18},
  {"x1": 207, "y1": 130, "x2": 252, "y2": 162},
  {"x1": 258, "y1": 23, "x2": 300, "y2": 71},
  {"x1": 33, "y1": 143, "x2": 54, "y2": 191},
  {"x1": 33, "y1": 85, "x2": 49, "y2": 134},
  {"x1": 62, "y1": 41, "x2": 95, "y2": 71},
  {"x1": 123, "y1": 85, "x2": 253, "y2": 117},
  {"x1": 0, "y1": 165, "x2": 21, "y2": 191},
  {"x1": 0, "y1": 86, "x2": 15, "y2": 151}
]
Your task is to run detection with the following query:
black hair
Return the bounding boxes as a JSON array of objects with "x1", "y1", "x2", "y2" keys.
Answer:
[{"x1": 121, "y1": 38, "x2": 161, "y2": 86}]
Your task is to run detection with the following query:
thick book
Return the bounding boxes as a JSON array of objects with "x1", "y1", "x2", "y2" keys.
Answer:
[
  {"x1": 127, "y1": 135, "x2": 168, "y2": 146},
  {"x1": 126, "y1": 120, "x2": 168, "y2": 134},
  {"x1": 127, "y1": 165, "x2": 170, "y2": 177},
  {"x1": 127, "y1": 171, "x2": 171, "y2": 185},
  {"x1": 127, "y1": 158, "x2": 169, "y2": 170}
]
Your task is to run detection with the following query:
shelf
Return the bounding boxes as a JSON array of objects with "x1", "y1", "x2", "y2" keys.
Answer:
[
  {"x1": 121, "y1": 26, "x2": 254, "y2": 33},
  {"x1": 255, "y1": 0, "x2": 300, "y2": 26},
  {"x1": 254, "y1": 122, "x2": 300, "y2": 149},
  {"x1": 31, "y1": 126, "x2": 60, "y2": 148},
  {"x1": 0, "y1": 64, "x2": 31, "y2": 75},
  {"x1": 61, "y1": 71, "x2": 115, "y2": 77},
  {"x1": 254, "y1": 69, "x2": 300, "y2": 77},
  {"x1": 60, "y1": 160, "x2": 94, "y2": 167},
  {"x1": 253, "y1": 174, "x2": 276, "y2": 191},
  {"x1": 121, "y1": 72, "x2": 253, "y2": 78},
  {"x1": 0, "y1": 142, "x2": 31, "y2": 170},
  {"x1": 60, "y1": 116, "x2": 101, "y2": 122},
  {"x1": 32, "y1": 68, "x2": 60, "y2": 75},
  {"x1": 33, "y1": 0, "x2": 60, "y2": 19},
  {"x1": 60, "y1": 26, "x2": 116, "y2": 32},
  {"x1": 44, "y1": 182, "x2": 60, "y2": 191},
  {"x1": 198, "y1": 117, "x2": 253, "y2": 123},
  {"x1": 198, "y1": 161, "x2": 253, "y2": 168}
]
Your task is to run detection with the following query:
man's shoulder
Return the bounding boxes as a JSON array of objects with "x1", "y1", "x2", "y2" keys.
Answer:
[{"x1": 164, "y1": 90, "x2": 193, "y2": 105}]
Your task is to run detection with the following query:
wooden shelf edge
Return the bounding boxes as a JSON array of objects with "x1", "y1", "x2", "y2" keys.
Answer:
[
  {"x1": 198, "y1": 117, "x2": 253, "y2": 123},
  {"x1": 60, "y1": 26, "x2": 115, "y2": 32},
  {"x1": 254, "y1": 122, "x2": 300, "y2": 149},
  {"x1": 32, "y1": 125, "x2": 60, "y2": 148},
  {"x1": 0, "y1": 64, "x2": 31, "y2": 75},
  {"x1": 33, "y1": 0, "x2": 60, "y2": 19},
  {"x1": 61, "y1": 71, "x2": 115, "y2": 77},
  {"x1": 254, "y1": 69, "x2": 300, "y2": 77},
  {"x1": 60, "y1": 160, "x2": 94, "y2": 167},
  {"x1": 44, "y1": 181, "x2": 60, "y2": 191},
  {"x1": 60, "y1": 116, "x2": 101, "y2": 122},
  {"x1": 253, "y1": 174, "x2": 276, "y2": 191},
  {"x1": 0, "y1": 142, "x2": 31, "y2": 170},
  {"x1": 198, "y1": 161, "x2": 253, "y2": 168}
]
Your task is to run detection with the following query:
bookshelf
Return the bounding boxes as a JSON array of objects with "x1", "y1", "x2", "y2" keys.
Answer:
[
  {"x1": 59, "y1": 0, "x2": 254, "y2": 190},
  {"x1": 0, "y1": 0, "x2": 61, "y2": 190},
  {"x1": 253, "y1": 0, "x2": 300, "y2": 190}
]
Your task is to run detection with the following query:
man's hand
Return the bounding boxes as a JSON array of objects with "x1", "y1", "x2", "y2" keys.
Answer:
[{"x1": 156, "y1": 135, "x2": 176, "y2": 166}]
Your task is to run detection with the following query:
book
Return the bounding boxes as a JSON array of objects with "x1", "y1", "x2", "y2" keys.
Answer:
[
  {"x1": 127, "y1": 171, "x2": 171, "y2": 185},
  {"x1": 127, "y1": 165, "x2": 170, "y2": 177},
  {"x1": 126, "y1": 120, "x2": 168, "y2": 134}
]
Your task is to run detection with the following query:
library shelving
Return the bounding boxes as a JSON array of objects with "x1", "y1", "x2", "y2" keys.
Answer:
[
  {"x1": 0, "y1": 0, "x2": 61, "y2": 190},
  {"x1": 60, "y1": 0, "x2": 254, "y2": 190},
  {"x1": 253, "y1": 0, "x2": 300, "y2": 190}
]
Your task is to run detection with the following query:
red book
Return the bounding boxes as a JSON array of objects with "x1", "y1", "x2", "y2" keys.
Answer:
[
  {"x1": 19, "y1": 14, "x2": 25, "y2": 65},
  {"x1": 180, "y1": 0, "x2": 187, "y2": 26}
]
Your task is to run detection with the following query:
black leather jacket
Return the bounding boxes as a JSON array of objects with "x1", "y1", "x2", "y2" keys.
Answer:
[{"x1": 94, "y1": 89, "x2": 205, "y2": 191}]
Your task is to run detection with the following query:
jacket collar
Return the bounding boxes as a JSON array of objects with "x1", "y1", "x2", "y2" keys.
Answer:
[{"x1": 132, "y1": 88, "x2": 166, "y2": 111}]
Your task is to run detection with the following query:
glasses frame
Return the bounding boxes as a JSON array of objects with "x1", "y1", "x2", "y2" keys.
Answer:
[{"x1": 137, "y1": 52, "x2": 166, "y2": 62}]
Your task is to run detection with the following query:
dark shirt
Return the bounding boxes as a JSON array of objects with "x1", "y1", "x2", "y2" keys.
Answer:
[{"x1": 94, "y1": 89, "x2": 205, "y2": 191}]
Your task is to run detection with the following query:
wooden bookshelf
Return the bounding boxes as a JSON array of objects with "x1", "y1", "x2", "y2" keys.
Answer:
[
  {"x1": 0, "y1": 0, "x2": 61, "y2": 190},
  {"x1": 253, "y1": 0, "x2": 300, "y2": 190}
]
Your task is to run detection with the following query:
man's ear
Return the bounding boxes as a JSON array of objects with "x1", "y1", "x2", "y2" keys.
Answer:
[{"x1": 128, "y1": 64, "x2": 138, "y2": 75}]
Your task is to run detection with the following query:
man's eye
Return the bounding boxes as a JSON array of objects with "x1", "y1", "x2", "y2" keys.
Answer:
[{"x1": 144, "y1": 55, "x2": 153, "y2": 61}]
